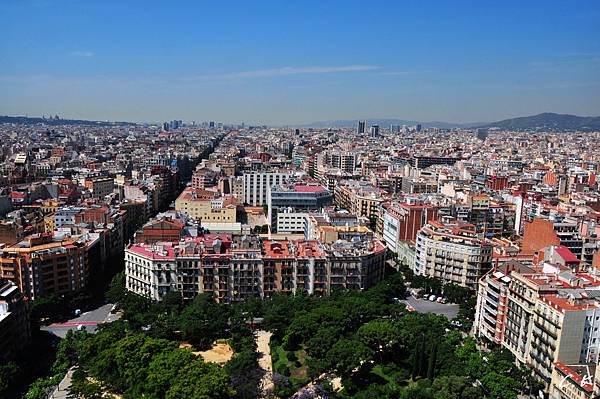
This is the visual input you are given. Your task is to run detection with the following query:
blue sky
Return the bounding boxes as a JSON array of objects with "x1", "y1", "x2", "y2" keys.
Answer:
[{"x1": 1, "y1": 1, "x2": 599, "y2": 125}]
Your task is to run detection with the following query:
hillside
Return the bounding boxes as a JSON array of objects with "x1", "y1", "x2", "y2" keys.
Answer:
[
  {"x1": 0, "y1": 115, "x2": 135, "y2": 127},
  {"x1": 480, "y1": 112, "x2": 600, "y2": 131}
]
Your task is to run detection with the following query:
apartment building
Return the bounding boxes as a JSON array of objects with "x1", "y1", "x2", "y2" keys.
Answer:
[
  {"x1": 262, "y1": 240, "x2": 329, "y2": 296},
  {"x1": 125, "y1": 234, "x2": 386, "y2": 302},
  {"x1": 523, "y1": 215, "x2": 584, "y2": 260},
  {"x1": 191, "y1": 167, "x2": 218, "y2": 190},
  {"x1": 218, "y1": 176, "x2": 245, "y2": 200},
  {"x1": 0, "y1": 279, "x2": 30, "y2": 360},
  {"x1": 84, "y1": 176, "x2": 114, "y2": 198},
  {"x1": 452, "y1": 195, "x2": 515, "y2": 237},
  {"x1": 474, "y1": 261, "x2": 534, "y2": 346},
  {"x1": 175, "y1": 188, "x2": 237, "y2": 223},
  {"x1": 0, "y1": 233, "x2": 94, "y2": 300},
  {"x1": 414, "y1": 220, "x2": 493, "y2": 289},
  {"x1": 324, "y1": 238, "x2": 386, "y2": 292},
  {"x1": 410, "y1": 156, "x2": 461, "y2": 169},
  {"x1": 550, "y1": 362, "x2": 600, "y2": 399},
  {"x1": 381, "y1": 199, "x2": 438, "y2": 253},
  {"x1": 335, "y1": 182, "x2": 386, "y2": 223},
  {"x1": 401, "y1": 177, "x2": 438, "y2": 194},
  {"x1": 474, "y1": 246, "x2": 600, "y2": 396},
  {"x1": 317, "y1": 151, "x2": 357, "y2": 173},
  {"x1": 305, "y1": 211, "x2": 368, "y2": 241},
  {"x1": 243, "y1": 171, "x2": 294, "y2": 206}
]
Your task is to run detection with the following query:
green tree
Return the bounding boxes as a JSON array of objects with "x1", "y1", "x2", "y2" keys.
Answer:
[
  {"x1": 480, "y1": 372, "x2": 522, "y2": 399},
  {"x1": 30, "y1": 293, "x2": 65, "y2": 320},
  {"x1": 399, "y1": 383, "x2": 433, "y2": 399},
  {"x1": 178, "y1": 294, "x2": 231, "y2": 349},
  {"x1": 306, "y1": 325, "x2": 344, "y2": 359},
  {"x1": 431, "y1": 375, "x2": 482, "y2": 399},
  {"x1": 357, "y1": 320, "x2": 404, "y2": 362},
  {"x1": 326, "y1": 338, "x2": 373, "y2": 377},
  {"x1": 0, "y1": 361, "x2": 19, "y2": 397},
  {"x1": 145, "y1": 349, "x2": 196, "y2": 398},
  {"x1": 105, "y1": 271, "x2": 127, "y2": 304},
  {"x1": 166, "y1": 359, "x2": 233, "y2": 399},
  {"x1": 427, "y1": 341, "x2": 438, "y2": 380},
  {"x1": 68, "y1": 368, "x2": 104, "y2": 399}
]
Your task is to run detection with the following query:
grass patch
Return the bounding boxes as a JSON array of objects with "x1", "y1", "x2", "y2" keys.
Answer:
[
  {"x1": 372, "y1": 364, "x2": 394, "y2": 383},
  {"x1": 273, "y1": 345, "x2": 290, "y2": 374},
  {"x1": 290, "y1": 349, "x2": 308, "y2": 380},
  {"x1": 272, "y1": 345, "x2": 310, "y2": 388}
]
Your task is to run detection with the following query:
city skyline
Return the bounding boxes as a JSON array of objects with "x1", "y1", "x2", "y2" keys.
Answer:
[{"x1": 1, "y1": 0, "x2": 599, "y2": 125}]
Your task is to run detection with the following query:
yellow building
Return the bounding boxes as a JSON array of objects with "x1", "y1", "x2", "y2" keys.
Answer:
[
  {"x1": 175, "y1": 188, "x2": 238, "y2": 223},
  {"x1": 44, "y1": 214, "x2": 56, "y2": 233},
  {"x1": 40, "y1": 200, "x2": 60, "y2": 215},
  {"x1": 317, "y1": 225, "x2": 373, "y2": 244},
  {"x1": 335, "y1": 184, "x2": 385, "y2": 222}
]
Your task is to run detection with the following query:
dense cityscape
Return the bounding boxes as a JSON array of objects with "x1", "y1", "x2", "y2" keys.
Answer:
[
  {"x1": 2, "y1": 1, "x2": 600, "y2": 399},
  {"x1": 0, "y1": 117, "x2": 599, "y2": 398}
]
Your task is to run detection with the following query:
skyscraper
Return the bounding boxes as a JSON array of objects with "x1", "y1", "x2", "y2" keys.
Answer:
[
  {"x1": 476, "y1": 128, "x2": 488, "y2": 141},
  {"x1": 369, "y1": 125, "x2": 380, "y2": 137},
  {"x1": 357, "y1": 120, "x2": 366, "y2": 134}
]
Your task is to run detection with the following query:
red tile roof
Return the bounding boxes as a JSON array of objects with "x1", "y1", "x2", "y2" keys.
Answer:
[{"x1": 555, "y1": 246, "x2": 580, "y2": 264}]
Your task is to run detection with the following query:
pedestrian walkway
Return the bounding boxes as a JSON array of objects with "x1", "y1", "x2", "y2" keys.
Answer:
[{"x1": 256, "y1": 330, "x2": 275, "y2": 397}]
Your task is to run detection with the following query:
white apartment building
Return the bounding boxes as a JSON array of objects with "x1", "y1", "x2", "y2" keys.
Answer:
[
  {"x1": 414, "y1": 220, "x2": 493, "y2": 289},
  {"x1": 125, "y1": 243, "x2": 177, "y2": 300},
  {"x1": 243, "y1": 171, "x2": 293, "y2": 206}
]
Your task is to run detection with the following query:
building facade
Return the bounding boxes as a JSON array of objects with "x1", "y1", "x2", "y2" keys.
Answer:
[
  {"x1": 0, "y1": 279, "x2": 30, "y2": 360},
  {"x1": 125, "y1": 234, "x2": 386, "y2": 302},
  {"x1": 414, "y1": 221, "x2": 493, "y2": 289},
  {"x1": 243, "y1": 171, "x2": 293, "y2": 206}
]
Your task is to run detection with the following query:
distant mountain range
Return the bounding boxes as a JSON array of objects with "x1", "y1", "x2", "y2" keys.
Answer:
[
  {"x1": 301, "y1": 113, "x2": 600, "y2": 131},
  {"x1": 479, "y1": 112, "x2": 600, "y2": 131},
  {"x1": 0, "y1": 115, "x2": 135, "y2": 127}
]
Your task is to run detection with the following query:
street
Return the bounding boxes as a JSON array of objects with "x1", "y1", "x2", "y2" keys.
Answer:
[
  {"x1": 402, "y1": 295, "x2": 460, "y2": 320},
  {"x1": 41, "y1": 303, "x2": 120, "y2": 338}
]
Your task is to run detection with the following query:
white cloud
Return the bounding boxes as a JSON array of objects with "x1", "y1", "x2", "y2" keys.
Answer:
[{"x1": 188, "y1": 65, "x2": 381, "y2": 81}]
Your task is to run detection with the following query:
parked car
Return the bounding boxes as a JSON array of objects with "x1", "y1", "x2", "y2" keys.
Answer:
[
  {"x1": 436, "y1": 297, "x2": 444, "y2": 303},
  {"x1": 74, "y1": 309, "x2": 82, "y2": 316},
  {"x1": 76, "y1": 324, "x2": 86, "y2": 331},
  {"x1": 429, "y1": 295, "x2": 437, "y2": 302}
]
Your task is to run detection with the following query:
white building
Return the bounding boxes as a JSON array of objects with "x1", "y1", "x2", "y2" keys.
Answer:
[
  {"x1": 276, "y1": 208, "x2": 308, "y2": 234},
  {"x1": 125, "y1": 243, "x2": 177, "y2": 301},
  {"x1": 414, "y1": 220, "x2": 493, "y2": 289},
  {"x1": 243, "y1": 171, "x2": 293, "y2": 206}
]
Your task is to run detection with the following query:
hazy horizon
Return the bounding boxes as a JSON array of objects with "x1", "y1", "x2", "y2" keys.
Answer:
[{"x1": 1, "y1": 1, "x2": 599, "y2": 125}]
